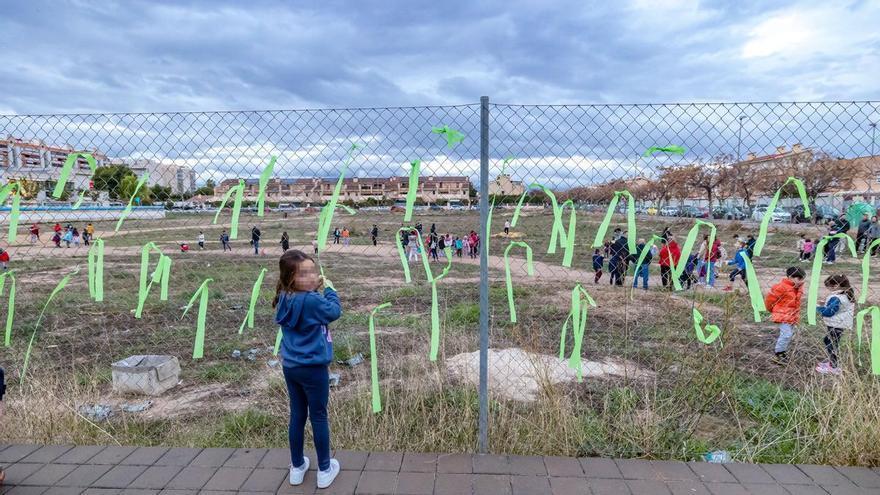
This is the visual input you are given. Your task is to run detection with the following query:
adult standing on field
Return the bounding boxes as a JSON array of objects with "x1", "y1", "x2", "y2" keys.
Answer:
[
  {"x1": 825, "y1": 214, "x2": 850, "y2": 264},
  {"x1": 370, "y1": 225, "x2": 379, "y2": 246},
  {"x1": 252, "y1": 226, "x2": 262, "y2": 255}
]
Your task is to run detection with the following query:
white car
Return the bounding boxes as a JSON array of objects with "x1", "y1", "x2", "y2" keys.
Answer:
[{"x1": 751, "y1": 206, "x2": 791, "y2": 223}]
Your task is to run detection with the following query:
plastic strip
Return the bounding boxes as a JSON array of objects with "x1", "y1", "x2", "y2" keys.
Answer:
[
  {"x1": 856, "y1": 306, "x2": 880, "y2": 374},
  {"x1": 808, "y1": 233, "x2": 857, "y2": 325},
  {"x1": 741, "y1": 255, "x2": 766, "y2": 322},
  {"x1": 212, "y1": 179, "x2": 245, "y2": 239},
  {"x1": 114, "y1": 173, "x2": 149, "y2": 232},
  {"x1": 273, "y1": 327, "x2": 283, "y2": 356},
  {"x1": 503, "y1": 241, "x2": 534, "y2": 323},
  {"x1": 369, "y1": 302, "x2": 392, "y2": 413},
  {"x1": 53, "y1": 153, "x2": 97, "y2": 199},
  {"x1": 592, "y1": 191, "x2": 637, "y2": 255},
  {"x1": 316, "y1": 143, "x2": 360, "y2": 254},
  {"x1": 630, "y1": 235, "x2": 665, "y2": 300},
  {"x1": 135, "y1": 242, "x2": 171, "y2": 318},
  {"x1": 404, "y1": 160, "x2": 420, "y2": 222},
  {"x1": 431, "y1": 125, "x2": 465, "y2": 148},
  {"x1": 562, "y1": 284, "x2": 597, "y2": 381},
  {"x1": 239, "y1": 268, "x2": 267, "y2": 334},
  {"x1": 512, "y1": 183, "x2": 565, "y2": 253},
  {"x1": 559, "y1": 200, "x2": 577, "y2": 267},
  {"x1": 672, "y1": 220, "x2": 716, "y2": 291},
  {"x1": 182, "y1": 278, "x2": 213, "y2": 359},
  {"x1": 860, "y1": 239, "x2": 880, "y2": 304},
  {"x1": 643, "y1": 145, "x2": 686, "y2": 157},
  {"x1": 754, "y1": 177, "x2": 810, "y2": 257},
  {"x1": 692, "y1": 308, "x2": 722, "y2": 345},
  {"x1": 257, "y1": 156, "x2": 277, "y2": 217},
  {"x1": 21, "y1": 266, "x2": 79, "y2": 385},
  {"x1": 87, "y1": 239, "x2": 105, "y2": 302},
  {"x1": 0, "y1": 183, "x2": 21, "y2": 243},
  {"x1": 0, "y1": 271, "x2": 15, "y2": 347}
]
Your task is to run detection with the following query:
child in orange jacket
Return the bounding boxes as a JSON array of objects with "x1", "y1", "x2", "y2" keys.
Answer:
[{"x1": 764, "y1": 267, "x2": 806, "y2": 363}]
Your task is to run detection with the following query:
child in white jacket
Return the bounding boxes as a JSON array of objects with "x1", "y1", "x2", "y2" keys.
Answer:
[{"x1": 815, "y1": 274, "x2": 855, "y2": 375}]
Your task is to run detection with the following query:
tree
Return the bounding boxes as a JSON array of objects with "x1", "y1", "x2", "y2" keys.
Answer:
[
  {"x1": 93, "y1": 165, "x2": 136, "y2": 199},
  {"x1": 194, "y1": 179, "x2": 215, "y2": 197},
  {"x1": 151, "y1": 185, "x2": 172, "y2": 202},
  {"x1": 785, "y1": 151, "x2": 860, "y2": 207},
  {"x1": 681, "y1": 154, "x2": 733, "y2": 208},
  {"x1": 653, "y1": 166, "x2": 691, "y2": 206},
  {"x1": 119, "y1": 175, "x2": 153, "y2": 204},
  {"x1": 10, "y1": 178, "x2": 40, "y2": 199}
]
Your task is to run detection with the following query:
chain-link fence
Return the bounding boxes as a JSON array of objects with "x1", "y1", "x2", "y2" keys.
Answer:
[{"x1": 2, "y1": 100, "x2": 880, "y2": 463}]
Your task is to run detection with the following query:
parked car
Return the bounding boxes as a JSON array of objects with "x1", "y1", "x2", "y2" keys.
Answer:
[
  {"x1": 790, "y1": 204, "x2": 839, "y2": 224},
  {"x1": 751, "y1": 205, "x2": 792, "y2": 223},
  {"x1": 659, "y1": 206, "x2": 680, "y2": 217},
  {"x1": 679, "y1": 205, "x2": 709, "y2": 218},
  {"x1": 712, "y1": 206, "x2": 747, "y2": 220},
  {"x1": 646, "y1": 206, "x2": 658, "y2": 215}
]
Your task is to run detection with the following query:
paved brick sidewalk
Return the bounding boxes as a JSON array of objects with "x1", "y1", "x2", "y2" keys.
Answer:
[{"x1": 2, "y1": 444, "x2": 880, "y2": 494}]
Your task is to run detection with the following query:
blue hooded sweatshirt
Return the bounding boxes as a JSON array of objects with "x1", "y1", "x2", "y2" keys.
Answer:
[
  {"x1": 275, "y1": 288, "x2": 342, "y2": 368},
  {"x1": 728, "y1": 248, "x2": 748, "y2": 270}
]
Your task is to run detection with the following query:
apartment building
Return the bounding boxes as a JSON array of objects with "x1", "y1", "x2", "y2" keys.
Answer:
[
  {"x1": 488, "y1": 174, "x2": 525, "y2": 196},
  {"x1": 0, "y1": 136, "x2": 107, "y2": 193},
  {"x1": 110, "y1": 158, "x2": 197, "y2": 195}
]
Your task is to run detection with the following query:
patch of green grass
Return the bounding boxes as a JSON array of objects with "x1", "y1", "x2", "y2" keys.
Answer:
[
  {"x1": 195, "y1": 362, "x2": 254, "y2": 383},
  {"x1": 201, "y1": 409, "x2": 287, "y2": 448},
  {"x1": 448, "y1": 303, "x2": 479, "y2": 326}
]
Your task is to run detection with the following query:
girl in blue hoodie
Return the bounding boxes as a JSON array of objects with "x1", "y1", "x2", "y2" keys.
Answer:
[
  {"x1": 724, "y1": 242, "x2": 749, "y2": 291},
  {"x1": 273, "y1": 250, "x2": 342, "y2": 489}
]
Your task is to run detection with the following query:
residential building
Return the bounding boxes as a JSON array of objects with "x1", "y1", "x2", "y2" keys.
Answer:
[
  {"x1": 488, "y1": 174, "x2": 525, "y2": 196},
  {"x1": 110, "y1": 158, "x2": 196, "y2": 195},
  {"x1": 0, "y1": 136, "x2": 107, "y2": 193},
  {"x1": 825, "y1": 155, "x2": 880, "y2": 203}
]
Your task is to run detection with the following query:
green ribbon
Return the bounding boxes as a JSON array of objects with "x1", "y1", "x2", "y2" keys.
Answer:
[
  {"x1": 642, "y1": 145, "x2": 686, "y2": 157},
  {"x1": 212, "y1": 178, "x2": 245, "y2": 239},
  {"x1": 257, "y1": 156, "x2": 277, "y2": 217},
  {"x1": 431, "y1": 125, "x2": 465, "y2": 148},
  {"x1": 503, "y1": 241, "x2": 534, "y2": 323},
  {"x1": 754, "y1": 177, "x2": 810, "y2": 257},
  {"x1": 856, "y1": 307, "x2": 880, "y2": 373},
  {"x1": 671, "y1": 220, "x2": 716, "y2": 291},
  {"x1": 630, "y1": 235, "x2": 665, "y2": 300},
  {"x1": 512, "y1": 183, "x2": 565, "y2": 254},
  {"x1": 273, "y1": 327, "x2": 283, "y2": 356},
  {"x1": 486, "y1": 157, "x2": 513, "y2": 259},
  {"x1": 21, "y1": 266, "x2": 78, "y2": 385},
  {"x1": 0, "y1": 183, "x2": 21, "y2": 243},
  {"x1": 592, "y1": 190, "x2": 637, "y2": 255},
  {"x1": 860, "y1": 239, "x2": 880, "y2": 304},
  {"x1": 692, "y1": 308, "x2": 721, "y2": 344},
  {"x1": 182, "y1": 278, "x2": 212, "y2": 359},
  {"x1": 559, "y1": 200, "x2": 577, "y2": 268},
  {"x1": 115, "y1": 173, "x2": 149, "y2": 232},
  {"x1": 135, "y1": 242, "x2": 171, "y2": 319},
  {"x1": 87, "y1": 239, "x2": 105, "y2": 302},
  {"x1": 560, "y1": 284, "x2": 597, "y2": 381},
  {"x1": 316, "y1": 143, "x2": 360, "y2": 253},
  {"x1": 53, "y1": 153, "x2": 97, "y2": 199},
  {"x1": 0, "y1": 271, "x2": 15, "y2": 347},
  {"x1": 394, "y1": 227, "x2": 432, "y2": 284},
  {"x1": 808, "y1": 233, "x2": 857, "y2": 325},
  {"x1": 239, "y1": 268, "x2": 267, "y2": 334},
  {"x1": 847, "y1": 202, "x2": 875, "y2": 230},
  {"x1": 369, "y1": 302, "x2": 392, "y2": 413},
  {"x1": 741, "y1": 255, "x2": 767, "y2": 322},
  {"x1": 404, "y1": 160, "x2": 420, "y2": 222},
  {"x1": 72, "y1": 193, "x2": 85, "y2": 209}
]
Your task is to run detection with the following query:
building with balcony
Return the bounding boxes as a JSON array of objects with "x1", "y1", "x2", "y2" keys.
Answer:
[{"x1": 0, "y1": 136, "x2": 107, "y2": 195}]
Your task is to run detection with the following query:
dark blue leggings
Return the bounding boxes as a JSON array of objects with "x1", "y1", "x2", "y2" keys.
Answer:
[{"x1": 283, "y1": 365, "x2": 331, "y2": 471}]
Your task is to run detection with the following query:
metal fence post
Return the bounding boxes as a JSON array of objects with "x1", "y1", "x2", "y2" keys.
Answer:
[{"x1": 478, "y1": 95, "x2": 490, "y2": 453}]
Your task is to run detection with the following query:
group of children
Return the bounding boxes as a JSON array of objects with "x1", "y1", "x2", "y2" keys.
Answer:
[
  {"x1": 41, "y1": 223, "x2": 96, "y2": 248},
  {"x1": 400, "y1": 226, "x2": 477, "y2": 262}
]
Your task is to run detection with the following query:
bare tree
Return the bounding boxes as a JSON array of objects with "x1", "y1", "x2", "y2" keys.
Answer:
[{"x1": 681, "y1": 154, "x2": 733, "y2": 208}]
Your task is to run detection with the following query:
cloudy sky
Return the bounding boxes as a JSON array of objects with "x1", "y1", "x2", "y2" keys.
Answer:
[{"x1": 1, "y1": 0, "x2": 879, "y2": 114}]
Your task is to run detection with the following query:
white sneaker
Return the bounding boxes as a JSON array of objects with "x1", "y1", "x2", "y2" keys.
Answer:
[
  {"x1": 289, "y1": 456, "x2": 309, "y2": 485},
  {"x1": 317, "y1": 459, "x2": 340, "y2": 489}
]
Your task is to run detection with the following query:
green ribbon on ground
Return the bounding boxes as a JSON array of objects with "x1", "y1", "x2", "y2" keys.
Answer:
[
  {"x1": 135, "y1": 242, "x2": 171, "y2": 318},
  {"x1": 182, "y1": 278, "x2": 212, "y2": 359},
  {"x1": 630, "y1": 235, "x2": 665, "y2": 300},
  {"x1": 87, "y1": 239, "x2": 105, "y2": 302},
  {"x1": 0, "y1": 182, "x2": 21, "y2": 243},
  {"x1": 21, "y1": 266, "x2": 78, "y2": 385},
  {"x1": 431, "y1": 125, "x2": 465, "y2": 148},
  {"x1": 642, "y1": 145, "x2": 686, "y2": 157},
  {"x1": 741, "y1": 255, "x2": 766, "y2": 322},
  {"x1": 692, "y1": 308, "x2": 722, "y2": 345},
  {"x1": 115, "y1": 173, "x2": 150, "y2": 232},
  {"x1": 754, "y1": 177, "x2": 810, "y2": 257},
  {"x1": 369, "y1": 302, "x2": 392, "y2": 413},
  {"x1": 212, "y1": 179, "x2": 245, "y2": 239},
  {"x1": 808, "y1": 233, "x2": 857, "y2": 325},
  {"x1": 239, "y1": 268, "x2": 267, "y2": 334},
  {"x1": 273, "y1": 327, "x2": 283, "y2": 356},
  {"x1": 860, "y1": 239, "x2": 880, "y2": 304},
  {"x1": 512, "y1": 183, "x2": 565, "y2": 253},
  {"x1": 404, "y1": 160, "x2": 420, "y2": 222},
  {"x1": 504, "y1": 241, "x2": 534, "y2": 323},
  {"x1": 592, "y1": 190, "x2": 637, "y2": 255},
  {"x1": 559, "y1": 200, "x2": 577, "y2": 267},
  {"x1": 53, "y1": 153, "x2": 97, "y2": 198},
  {"x1": 0, "y1": 271, "x2": 15, "y2": 347},
  {"x1": 671, "y1": 220, "x2": 716, "y2": 291},
  {"x1": 316, "y1": 143, "x2": 360, "y2": 253},
  {"x1": 856, "y1": 306, "x2": 880, "y2": 374},
  {"x1": 559, "y1": 284, "x2": 597, "y2": 381},
  {"x1": 257, "y1": 156, "x2": 277, "y2": 217}
]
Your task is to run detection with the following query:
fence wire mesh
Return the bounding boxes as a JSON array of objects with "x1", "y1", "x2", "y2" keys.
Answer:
[{"x1": 2, "y1": 101, "x2": 880, "y2": 462}]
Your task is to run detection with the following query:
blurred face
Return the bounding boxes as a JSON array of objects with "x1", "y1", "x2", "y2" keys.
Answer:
[
  {"x1": 789, "y1": 276, "x2": 805, "y2": 287},
  {"x1": 294, "y1": 259, "x2": 320, "y2": 291}
]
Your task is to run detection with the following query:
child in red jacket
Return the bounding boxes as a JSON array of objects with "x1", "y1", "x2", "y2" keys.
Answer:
[
  {"x1": 0, "y1": 248, "x2": 9, "y2": 271},
  {"x1": 658, "y1": 238, "x2": 681, "y2": 290},
  {"x1": 764, "y1": 267, "x2": 806, "y2": 363}
]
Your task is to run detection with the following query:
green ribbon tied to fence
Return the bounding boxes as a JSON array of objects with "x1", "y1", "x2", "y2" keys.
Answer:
[
  {"x1": 0, "y1": 271, "x2": 15, "y2": 347},
  {"x1": 0, "y1": 182, "x2": 21, "y2": 243},
  {"x1": 316, "y1": 143, "x2": 361, "y2": 253},
  {"x1": 431, "y1": 125, "x2": 465, "y2": 148},
  {"x1": 72, "y1": 192, "x2": 86, "y2": 209},
  {"x1": 21, "y1": 266, "x2": 79, "y2": 385},
  {"x1": 512, "y1": 183, "x2": 566, "y2": 254},
  {"x1": 87, "y1": 239, "x2": 105, "y2": 302},
  {"x1": 115, "y1": 173, "x2": 150, "y2": 232},
  {"x1": 257, "y1": 156, "x2": 277, "y2": 217},
  {"x1": 486, "y1": 157, "x2": 513, "y2": 258},
  {"x1": 53, "y1": 153, "x2": 97, "y2": 199},
  {"x1": 642, "y1": 145, "x2": 686, "y2": 157},
  {"x1": 630, "y1": 235, "x2": 664, "y2": 300},
  {"x1": 182, "y1": 278, "x2": 213, "y2": 359},
  {"x1": 808, "y1": 233, "x2": 857, "y2": 325},
  {"x1": 741, "y1": 255, "x2": 766, "y2": 322},
  {"x1": 592, "y1": 190, "x2": 637, "y2": 256},
  {"x1": 504, "y1": 241, "x2": 534, "y2": 323},
  {"x1": 273, "y1": 327, "x2": 283, "y2": 356},
  {"x1": 135, "y1": 242, "x2": 172, "y2": 319},
  {"x1": 394, "y1": 227, "x2": 433, "y2": 284},
  {"x1": 671, "y1": 220, "x2": 716, "y2": 292},
  {"x1": 754, "y1": 177, "x2": 810, "y2": 257},
  {"x1": 861, "y1": 239, "x2": 880, "y2": 304},
  {"x1": 692, "y1": 307, "x2": 722, "y2": 345},
  {"x1": 239, "y1": 268, "x2": 267, "y2": 334},
  {"x1": 856, "y1": 306, "x2": 880, "y2": 374},
  {"x1": 212, "y1": 178, "x2": 245, "y2": 239},
  {"x1": 369, "y1": 302, "x2": 392, "y2": 413},
  {"x1": 559, "y1": 284, "x2": 597, "y2": 381},
  {"x1": 404, "y1": 160, "x2": 420, "y2": 222},
  {"x1": 558, "y1": 200, "x2": 577, "y2": 268}
]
